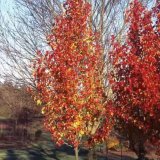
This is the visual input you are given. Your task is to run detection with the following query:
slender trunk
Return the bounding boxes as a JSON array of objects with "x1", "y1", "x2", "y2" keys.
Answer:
[
  {"x1": 120, "y1": 141, "x2": 122, "y2": 160},
  {"x1": 74, "y1": 147, "x2": 79, "y2": 160},
  {"x1": 88, "y1": 149, "x2": 93, "y2": 160},
  {"x1": 0, "y1": 124, "x2": 2, "y2": 136},
  {"x1": 88, "y1": 148, "x2": 97, "y2": 160},
  {"x1": 137, "y1": 140, "x2": 146, "y2": 160},
  {"x1": 93, "y1": 149, "x2": 97, "y2": 160},
  {"x1": 105, "y1": 141, "x2": 108, "y2": 157}
]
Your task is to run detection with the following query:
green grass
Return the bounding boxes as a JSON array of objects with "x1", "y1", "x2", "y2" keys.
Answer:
[
  {"x1": 0, "y1": 118, "x2": 107, "y2": 160},
  {"x1": 0, "y1": 149, "x2": 89, "y2": 160},
  {"x1": 0, "y1": 146, "x2": 88, "y2": 160},
  {"x1": 0, "y1": 116, "x2": 9, "y2": 120},
  {"x1": 0, "y1": 151, "x2": 6, "y2": 159},
  {"x1": 0, "y1": 132, "x2": 90, "y2": 160},
  {"x1": 56, "y1": 151, "x2": 88, "y2": 160}
]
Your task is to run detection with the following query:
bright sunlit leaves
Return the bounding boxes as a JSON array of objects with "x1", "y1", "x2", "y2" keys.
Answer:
[
  {"x1": 36, "y1": 99, "x2": 42, "y2": 106},
  {"x1": 32, "y1": 0, "x2": 113, "y2": 149}
]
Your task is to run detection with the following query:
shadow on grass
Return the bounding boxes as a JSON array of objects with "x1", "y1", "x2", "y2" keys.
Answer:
[
  {"x1": 3, "y1": 146, "x2": 136, "y2": 160},
  {"x1": 107, "y1": 151, "x2": 136, "y2": 160},
  {"x1": 5, "y1": 149, "x2": 17, "y2": 160},
  {"x1": 55, "y1": 144, "x2": 88, "y2": 156},
  {"x1": 27, "y1": 146, "x2": 60, "y2": 160},
  {"x1": 54, "y1": 145, "x2": 137, "y2": 160}
]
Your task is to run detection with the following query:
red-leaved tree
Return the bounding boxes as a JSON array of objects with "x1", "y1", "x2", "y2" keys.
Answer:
[
  {"x1": 31, "y1": 0, "x2": 113, "y2": 159},
  {"x1": 109, "y1": 0, "x2": 160, "y2": 159}
]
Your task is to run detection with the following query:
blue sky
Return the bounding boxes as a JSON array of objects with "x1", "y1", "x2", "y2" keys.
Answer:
[
  {"x1": 0, "y1": 0, "x2": 15, "y2": 14},
  {"x1": 0, "y1": 0, "x2": 157, "y2": 83},
  {"x1": 0, "y1": 0, "x2": 15, "y2": 29},
  {"x1": 0, "y1": 0, "x2": 15, "y2": 82}
]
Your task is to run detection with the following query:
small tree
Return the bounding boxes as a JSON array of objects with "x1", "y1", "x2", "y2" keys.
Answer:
[
  {"x1": 32, "y1": 0, "x2": 113, "y2": 159},
  {"x1": 109, "y1": 0, "x2": 160, "y2": 159}
]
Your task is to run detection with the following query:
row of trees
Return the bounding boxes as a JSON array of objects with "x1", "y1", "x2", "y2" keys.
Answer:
[
  {"x1": 31, "y1": 0, "x2": 160, "y2": 160},
  {"x1": 0, "y1": 81, "x2": 38, "y2": 140},
  {"x1": 0, "y1": 80, "x2": 37, "y2": 120}
]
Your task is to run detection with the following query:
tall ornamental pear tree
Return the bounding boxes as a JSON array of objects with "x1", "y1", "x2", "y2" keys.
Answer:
[
  {"x1": 31, "y1": 0, "x2": 113, "y2": 159},
  {"x1": 109, "y1": 0, "x2": 160, "y2": 159}
]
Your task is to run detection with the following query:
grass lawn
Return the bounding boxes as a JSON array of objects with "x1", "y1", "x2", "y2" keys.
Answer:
[
  {"x1": 0, "y1": 143, "x2": 90, "y2": 160},
  {"x1": 0, "y1": 124, "x2": 138, "y2": 160},
  {"x1": 0, "y1": 132, "x2": 91, "y2": 160},
  {"x1": 0, "y1": 140, "x2": 137, "y2": 160}
]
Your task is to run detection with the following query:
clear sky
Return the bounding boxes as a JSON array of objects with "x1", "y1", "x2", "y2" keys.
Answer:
[
  {"x1": 0, "y1": 0, "x2": 15, "y2": 15},
  {"x1": 0, "y1": 0, "x2": 157, "y2": 83},
  {"x1": 0, "y1": 0, "x2": 15, "y2": 82}
]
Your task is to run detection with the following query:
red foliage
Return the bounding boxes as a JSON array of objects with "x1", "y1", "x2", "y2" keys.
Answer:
[
  {"x1": 109, "y1": 0, "x2": 160, "y2": 139},
  {"x1": 32, "y1": 0, "x2": 113, "y2": 148}
]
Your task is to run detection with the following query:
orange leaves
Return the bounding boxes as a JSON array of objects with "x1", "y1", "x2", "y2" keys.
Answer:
[
  {"x1": 110, "y1": 0, "x2": 160, "y2": 138},
  {"x1": 31, "y1": 0, "x2": 112, "y2": 148}
]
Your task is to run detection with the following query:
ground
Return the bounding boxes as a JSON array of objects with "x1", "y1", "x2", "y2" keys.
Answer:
[
  {"x1": 0, "y1": 131, "x2": 133, "y2": 160},
  {"x1": 0, "y1": 131, "x2": 159, "y2": 160},
  {"x1": 0, "y1": 114, "x2": 159, "y2": 160}
]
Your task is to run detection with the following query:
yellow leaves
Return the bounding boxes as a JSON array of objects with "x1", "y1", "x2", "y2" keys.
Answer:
[
  {"x1": 73, "y1": 120, "x2": 81, "y2": 128},
  {"x1": 60, "y1": 133, "x2": 64, "y2": 137},
  {"x1": 73, "y1": 114, "x2": 83, "y2": 128},
  {"x1": 85, "y1": 38, "x2": 92, "y2": 43},
  {"x1": 89, "y1": 46, "x2": 95, "y2": 54},
  {"x1": 30, "y1": 0, "x2": 108, "y2": 147},
  {"x1": 73, "y1": 95, "x2": 85, "y2": 105},
  {"x1": 66, "y1": 68, "x2": 72, "y2": 75},
  {"x1": 34, "y1": 97, "x2": 42, "y2": 106},
  {"x1": 70, "y1": 43, "x2": 76, "y2": 49},
  {"x1": 73, "y1": 95, "x2": 77, "y2": 101},
  {"x1": 83, "y1": 36, "x2": 93, "y2": 43},
  {"x1": 52, "y1": 126, "x2": 55, "y2": 130},
  {"x1": 79, "y1": 130, "x2": 85, "y2": 137},
  {"x1": 79, "y1": 100, "x2": 85, "y2": 105},
  {"x1": 87, "y1": 111, "x2": 90, "y2": 115},
  {"x1": 107, "y1": 137, "x2": 120, "y2": 149},
  {"x1": 37, "y1": 99, "x2": 42, "y2": 106},
  {"x1": 47, "y1": 102, "x2": 51, "y2": 106},
  {"x1": 41, "y1": 107, "x2": 45, "y2": 114}
]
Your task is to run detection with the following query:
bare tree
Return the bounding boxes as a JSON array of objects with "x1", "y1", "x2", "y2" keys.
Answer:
[
  {"x1": 0, "y1": 80, "x2": 37, "y2": 119},
  {"x1": 0, "y1": 80, "x2": 38, "y2": 141},
  {"x1": 0, "y1": 0, "x2": 63, "y2": 86},
  {"x1": 0, "y1": 0, "x2": 154, "y2": 88}
]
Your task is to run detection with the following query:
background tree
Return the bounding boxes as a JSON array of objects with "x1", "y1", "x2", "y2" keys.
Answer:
[
  {"x1": 109, "y1": 0, "x2": 160, "y2": 159},
  {"x1": 32, "y1": 0, "x2": 113, "y2": 159},
  {"x1": 0, "y1": 80, "x2": 38, "y2": 140},
  {"x1": 0, "y1": 0, "x2": 152, "y2": 86}
]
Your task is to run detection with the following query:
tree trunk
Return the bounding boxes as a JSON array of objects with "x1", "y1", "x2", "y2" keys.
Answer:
[
  {"x1": 105, "y1": 141, "x2": 108, "y2": 157},
  {"x1": 88, "y1": 148, "x2": 97, "y2": 160},
  {"x1": 137, "y1": 140, "x2": 146, "y2": 160},
  {"x1": 88, "y1": 149, "x2": 93, "y2": 160},
  {"x1": 74, "y1": 147, "x2": 79, "y2": 160}
]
